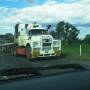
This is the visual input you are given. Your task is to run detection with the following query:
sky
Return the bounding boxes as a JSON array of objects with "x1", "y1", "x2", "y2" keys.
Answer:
[{"x1": 0, "y1": 0, "x2": 90, "y2": 39}]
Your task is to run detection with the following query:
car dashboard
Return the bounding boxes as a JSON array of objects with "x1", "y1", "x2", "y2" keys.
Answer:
[{"x1": 0, "y1": 70, "x2": 90, "y2": 90}]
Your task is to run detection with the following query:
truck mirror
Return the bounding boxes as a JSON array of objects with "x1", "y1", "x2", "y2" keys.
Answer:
[{"x1": 47, "y1": 25, "x2": 51, "y2": 30}]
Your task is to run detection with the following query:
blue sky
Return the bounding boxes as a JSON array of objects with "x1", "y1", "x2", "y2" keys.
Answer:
[
  {"x1": 0, "y1": 0, "x2": 79, "y2": 8},
  {"x1": 0, "y1": 0, "x2": 65, "y2": 8},
  {"x1": 0, "y1": 0, "x2": 47, "y2": 8},
  {"x1": 0, "y1": 0, "x2": 90, "y2": 39}
]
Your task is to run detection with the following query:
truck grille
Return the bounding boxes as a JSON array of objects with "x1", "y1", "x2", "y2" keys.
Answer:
[
  {"x1": 42, "y1": 39, "x2": 50, "y2": 43},
  {"x1": 42, "y1": 43, "x2": 51, "y2": 46},
  {"x1": 42, "y1": 47, "x2": 51, "y2": 51}
]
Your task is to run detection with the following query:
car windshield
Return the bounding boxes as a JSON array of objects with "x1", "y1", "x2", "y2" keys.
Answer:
[
  {"x1": 0, "y1": 0, "x2": 90, "y2": 81},
  {"x1": 28, "y1": 29, "x2": 48, "y2": 36}
]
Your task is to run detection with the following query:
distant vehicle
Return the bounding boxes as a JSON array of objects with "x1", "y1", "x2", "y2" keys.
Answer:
[{"x1": 0, "y1": 22, "x2": 61, "y2": 60}]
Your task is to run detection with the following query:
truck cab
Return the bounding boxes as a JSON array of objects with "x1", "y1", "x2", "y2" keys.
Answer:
[{"x1": 14, "y1": 23, "x2": 61, "y2": 59}]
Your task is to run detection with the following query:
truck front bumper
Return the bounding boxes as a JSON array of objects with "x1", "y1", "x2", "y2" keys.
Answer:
[{"x1": 31, "y1": 50, "x2": 61, "y2": 59}]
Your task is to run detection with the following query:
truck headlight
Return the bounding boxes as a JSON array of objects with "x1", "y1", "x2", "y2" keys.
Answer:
[
  {"x1": 53, "y1": 41, "x2": 59, "y2": 47},
  {"x1": 33, "y1": 48, "x2": 40, "y2": 52},
  {"x1": 33, "y1": 42, "x2": 40, "y2": 47}
]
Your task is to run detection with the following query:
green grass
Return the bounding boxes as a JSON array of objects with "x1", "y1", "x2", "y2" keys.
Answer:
[{"x1": 61, "y1": 44, "x2": 90, "y2": 61}]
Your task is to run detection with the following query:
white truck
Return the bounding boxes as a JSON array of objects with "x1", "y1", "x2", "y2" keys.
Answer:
[{"x1": 1, "y1": 22, "x2": 61, "y2": 60}]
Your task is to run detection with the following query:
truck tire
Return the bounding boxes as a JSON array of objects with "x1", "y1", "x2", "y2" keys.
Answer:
[{"x1": 26, "y1": 45, "x2": 31, "y2": 60}]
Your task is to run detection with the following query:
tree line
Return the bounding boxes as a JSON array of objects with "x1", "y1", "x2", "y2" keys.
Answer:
[
  {"x1": 50, "y1": 21, "x2": 90, "y2": 45},
  {"x1": 0, "y1": 33, "x2": 14, "y2": 43}
]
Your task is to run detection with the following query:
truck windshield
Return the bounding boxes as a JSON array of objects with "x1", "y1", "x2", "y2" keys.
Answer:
[
  {"x1": 0, "y1": 0, "x2": 90, "y2": 84},
  {"x1": 28, "y1": 29, "x2": 48, "y2": 36}
]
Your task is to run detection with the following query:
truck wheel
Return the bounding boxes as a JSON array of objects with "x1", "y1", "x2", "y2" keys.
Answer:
[{"x1": 26, "y1": 45, "x2": 31, "y2": 60}]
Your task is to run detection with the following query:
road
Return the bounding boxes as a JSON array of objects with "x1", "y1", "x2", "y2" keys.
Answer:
[{"x1": 0, "y1": 52, "x2": 90, "y2": 70}]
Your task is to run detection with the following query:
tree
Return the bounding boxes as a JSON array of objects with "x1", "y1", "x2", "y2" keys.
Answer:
[
  {"x1": 56, "y1": 21, "x2": 79, "y2": 44},
  {"x1": 56, "y1": 21, "x2": 65, "y2": 40},
  {"x1": 50, "y1": 31, "x2": 58, "y2": 39},
  {"x1": 84, "y1": 34, "x2": 90, "y2": 44}
]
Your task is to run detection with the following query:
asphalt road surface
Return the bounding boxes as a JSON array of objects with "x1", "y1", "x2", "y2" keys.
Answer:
[{"x1": 0, "y1": 52, "x2": 90, "y2": 70}]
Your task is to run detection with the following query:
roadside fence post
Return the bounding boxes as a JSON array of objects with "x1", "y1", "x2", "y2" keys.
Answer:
[{"x1": 80, "y1": 44, "x2": 82, "y2": 56}]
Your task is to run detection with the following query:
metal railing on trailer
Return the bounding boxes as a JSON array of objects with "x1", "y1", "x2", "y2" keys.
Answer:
[{"x1": 0, "y1": 43, "x2": 15, "y2": 53}]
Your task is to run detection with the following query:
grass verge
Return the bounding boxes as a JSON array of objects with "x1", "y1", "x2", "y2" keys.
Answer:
[{"x1": 61, "y1": 44, "x2": 90, "y2": 61}]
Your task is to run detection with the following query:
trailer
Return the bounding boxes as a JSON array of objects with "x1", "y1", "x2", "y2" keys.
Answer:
[{"x1": 0, "y1": 22, "x2": 61, "y2": 60}]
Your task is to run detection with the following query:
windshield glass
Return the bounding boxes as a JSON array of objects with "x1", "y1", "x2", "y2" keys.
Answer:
[
  {"x1": 0, "y1": 0, "x2": 90, "y2": 81},
  {"x1": 28, "y1": 29, "x2": 48, "y2": 36}
]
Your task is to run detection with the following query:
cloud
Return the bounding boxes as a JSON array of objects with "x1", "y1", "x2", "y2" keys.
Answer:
[
  {"x1": 79, "y1": 0, "x2": 90, "y2": 4},
  {"x1": 13, "y1": 2, "x2": 90, "y2": 24},
  {"x1": 0, "y1": 0, "x2": 90, "y2": 37},
  {"x1": 44, "y1": 0, "x2": 58, "y2": 5},
  {"x1": 64, "y1": 0, "x2": 90, "y2": 4}
]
